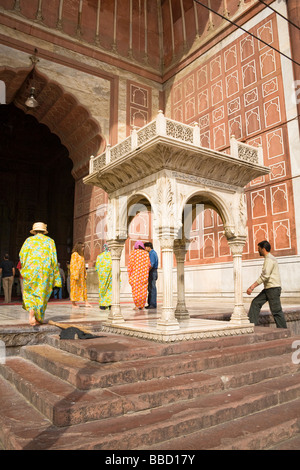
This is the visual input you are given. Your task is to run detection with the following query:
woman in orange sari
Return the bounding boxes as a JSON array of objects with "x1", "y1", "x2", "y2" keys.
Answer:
[
  {"x1": 127, "y1": 241, "x2": 151, "y2": 310},
  {"x1": 70, "y1": 242, "x2": 92, "y2": 308}
]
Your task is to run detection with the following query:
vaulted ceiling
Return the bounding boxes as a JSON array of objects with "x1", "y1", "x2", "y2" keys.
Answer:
[
  {"x1": 0, "y1": 0, "x2": 262, "y2": 176},
  {"x1": 0, "y1": 0, "x2": 255, "y2": 76}
]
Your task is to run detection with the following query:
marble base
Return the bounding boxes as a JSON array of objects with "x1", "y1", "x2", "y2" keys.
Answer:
[{"x1": 102, "y1": 318, "x2": 254, "y2": 342}]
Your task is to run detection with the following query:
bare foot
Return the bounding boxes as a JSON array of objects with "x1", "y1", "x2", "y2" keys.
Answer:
[
  {"x1": 85, "y1": 302, "x2": 92, "y2": 308},
  {"x1": 29, "y1": 310, "x2": 39, "y2": 326},
  {"x1": 72, "y1": 302, "x2": 79, "y2": 308}
]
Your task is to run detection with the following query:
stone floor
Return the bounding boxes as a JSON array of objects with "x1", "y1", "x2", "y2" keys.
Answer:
[{"x1": 0, "y1": 294, "x2": 299, "y2": 328}]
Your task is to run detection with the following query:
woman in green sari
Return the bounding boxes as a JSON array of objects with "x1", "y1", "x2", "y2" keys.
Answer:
[
  {"x1": 95, "y1": 243, "x2": 112, "y2": 310},
  {"x1": 19, "y1": 222, "x2": 61, "y2": 326}
]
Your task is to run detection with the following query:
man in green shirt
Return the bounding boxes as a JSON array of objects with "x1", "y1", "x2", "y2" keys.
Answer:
[{"x1": 247, "y1": 240, "x2": 287, "y2": 328}]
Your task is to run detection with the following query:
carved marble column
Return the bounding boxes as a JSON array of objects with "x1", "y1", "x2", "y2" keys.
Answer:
[
  {"x1": 105, "y1": 239, "x2": 125, "y2": 325},
  {"x1": 174, "y1": 238, "x2": 190, "y2": 320},
  {"x1": 156, "y1": 238, "x2": 179, "y2": 332},
  {"x1": 228, "y1": 238, "x2": 250, "y2": 325}
]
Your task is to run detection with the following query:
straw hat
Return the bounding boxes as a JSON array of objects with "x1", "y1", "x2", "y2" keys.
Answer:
[{"x1": 30, "y1": 222, "x2": 48, "y2": 234}]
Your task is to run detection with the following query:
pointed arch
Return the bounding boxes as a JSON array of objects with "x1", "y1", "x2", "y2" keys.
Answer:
[
  {"x1": 0, "y1": 65, "x2": 104, "y2": 179},
  {"x1": 180, "y1": 189, "x2": 234, "y2": 237}
]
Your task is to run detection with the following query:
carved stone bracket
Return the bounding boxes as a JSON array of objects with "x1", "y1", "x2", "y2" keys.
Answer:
[{"x1": 107, "y1": 239, "x2": 125, "y2": 259}]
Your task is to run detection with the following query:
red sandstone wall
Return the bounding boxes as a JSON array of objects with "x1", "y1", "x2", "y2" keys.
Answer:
[
  {"x1": 126, "y1": 80, "x2": 153, "y2": 134},
  {"x1": 73, "y1": 180, "x2": 108, "y2": 267},
  {"x1": 170, "y1": 13, "x2": 297, "y2": 265}
]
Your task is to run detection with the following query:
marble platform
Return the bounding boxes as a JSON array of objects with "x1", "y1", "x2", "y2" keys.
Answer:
[
  {"x1": 1, "y1": 296, "x2": 299, "y2": 343},
  {"x1": 101, "y1": 317, "x2": 254, "y2": 342}
]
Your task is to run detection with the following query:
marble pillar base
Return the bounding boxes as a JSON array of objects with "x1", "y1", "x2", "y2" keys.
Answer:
[
  {"x1": 101, "y1": 318, "x2": 254, "y2": 342},
  {"x1": 230, "y1": 304, "x2": 251, "y2": 325},
  {"x1": 175, "y1": 309, "x2": 190, "y2": 320}
]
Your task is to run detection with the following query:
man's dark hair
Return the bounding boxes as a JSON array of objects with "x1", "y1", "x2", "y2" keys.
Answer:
[
  {"x1": 144, "y1": 242, "x2": 153, "y2": 249},
  {"x1": 258, "y1": 240, "x2": 271, "y2": 252}
]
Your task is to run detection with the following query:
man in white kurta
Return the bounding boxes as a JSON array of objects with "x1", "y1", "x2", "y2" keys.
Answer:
[{"x1": 247, "y1": 240, "x2": 287, "y2": 328}]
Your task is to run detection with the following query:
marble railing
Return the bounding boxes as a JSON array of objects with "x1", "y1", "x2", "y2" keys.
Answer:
[
  {"x1": 230, "y1": 135, "x2": 263, "y2": 166},
  {"x1": 89, "y1": 110, "x2": 263, "y2": 173}
]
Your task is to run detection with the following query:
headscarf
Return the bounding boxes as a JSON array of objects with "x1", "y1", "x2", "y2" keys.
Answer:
[
  {"x1": 134, "y1": 240, "x2": 145, "y2": 250},
  {"x1": 103, "y1": 243, "x2": 109, "y2": 252}
]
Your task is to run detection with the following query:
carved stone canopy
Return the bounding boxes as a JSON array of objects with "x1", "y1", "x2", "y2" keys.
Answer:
[
  {"x1": 84, "y1": 112, "x2": 269, "y2": 194},
  {"x1": 83, "y1": 112, "x2": 270, "y2": 340},
  {"x1": 84, "y1": 112, "x2": 270, "y2": 242}
]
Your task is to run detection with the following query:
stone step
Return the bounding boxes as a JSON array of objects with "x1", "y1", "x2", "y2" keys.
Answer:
[
  {"x1": 0, "y1": 356, "x2": 221, "y2": 426},
  {"x1": 20, "y1": 334, "x2": 296, "y2": 390},
  {"x1": 268, "y1": 432, "x2": 300, "y2": 450},
  {"x1": 204, "y1": 352, "x2": 299, "y2": 389},
  {"x1": 1, "y1": 328, "x2": 299, "y2": 450},
  {"x1": 1, "y1": 369, "x2": 300, "y2": 450},
  {"x1": 142, "y1": 397, "x2": 300, "y2": 450},
  {"x1": 0, "y1": 375, "x2": 51, "y2": 451},
  {"x1": 65, "y1": 373, "x2": 300, "y2": 450},
  {"x1": 46, "y1": 327, "x2": 291, "y2": 364},
  {"x1": 1, "y1": 348, "x2": 297, "y2": 428}
]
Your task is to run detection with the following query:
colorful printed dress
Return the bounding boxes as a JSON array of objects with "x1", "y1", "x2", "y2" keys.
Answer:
[
  {"x1": 70, "y1": 252, "x2": 87, "y2": 302},
  {"x1": 95, "y1": 249, "x2": 112, "y2": 308},
  {"x1": 127, "y1": 249, "x2": 151, "y2": 308},
  {"x1": 19, "y1": 233, "x2": 61, "y2": 322}
]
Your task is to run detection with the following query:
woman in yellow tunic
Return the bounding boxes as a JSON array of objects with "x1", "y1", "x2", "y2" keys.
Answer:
[
  {"x1": 127, "y1": 241, "x2": 151, "y2": 309},
  {"x1": 19, "y1": 222, "x2": 61, "y2": 326},
  {"x1": 70, "y1": 242, "x2": 92, "y2": 308}
]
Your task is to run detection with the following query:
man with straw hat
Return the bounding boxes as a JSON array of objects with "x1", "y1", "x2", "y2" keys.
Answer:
[{"x1": 19, "y1": 222, "x2": 61, "y2": 326}]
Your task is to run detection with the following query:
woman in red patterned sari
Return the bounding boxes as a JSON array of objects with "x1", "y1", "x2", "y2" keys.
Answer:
[{"x1": 127, "y1": 241, "x2": 151, "y2": 309}]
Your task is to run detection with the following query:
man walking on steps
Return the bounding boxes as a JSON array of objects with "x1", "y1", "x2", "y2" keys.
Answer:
[{"x1": 247, "y1": 240, "x2": 287, "y2": 328}]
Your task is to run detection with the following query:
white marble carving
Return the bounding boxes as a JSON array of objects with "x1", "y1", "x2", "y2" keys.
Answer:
[{"x1": 84, "y1": 112, "x2": 270, "y2": 341}]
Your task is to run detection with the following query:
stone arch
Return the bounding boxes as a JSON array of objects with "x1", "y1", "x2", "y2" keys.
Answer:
[
  {"x1": 179, "y1": 189, "x2": 235, "y2": 241},
  {"x1": 126, "y1": 193, "x2": 152, "y2": 226},
  {"x1": 0, "y1": 64, "x2": 105, "y2": 267},
  {"x1": 116, "y1": 191, "x2": 152, "y2": 240},
  {"x1": 0, "y1": 65, "x2": 104, "y2": 179},
  {"x1": 0, "y1": 101, "x2": 74, "y2": 266}
]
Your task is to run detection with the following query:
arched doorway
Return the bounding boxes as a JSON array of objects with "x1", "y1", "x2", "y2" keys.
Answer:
[
  {"x1": 125, "y1": 195, "x2": 153, "y2": 262},
  {"x1": 0, "y1": 64, "x2": 104, "y2": 277},
  {"x1": 173, "y1": 193, "x2": 234, "y2": 318},
  {"x1": 181, "y1": 192, "x2": 234, "y2": 265},
  {"x1": 0, "y1": 103, "x2": 74, "y2": 270}
]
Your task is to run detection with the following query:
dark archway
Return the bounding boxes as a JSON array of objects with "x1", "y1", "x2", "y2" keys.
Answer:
[{"x1": 0, "y1": 103, "x2": 74, "y2": 270}]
